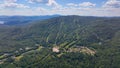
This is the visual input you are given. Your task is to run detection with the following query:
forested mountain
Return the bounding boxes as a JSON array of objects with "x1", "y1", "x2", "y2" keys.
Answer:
[{"x1": 0, "y1": 16, "x2": 120, "y2": 68}]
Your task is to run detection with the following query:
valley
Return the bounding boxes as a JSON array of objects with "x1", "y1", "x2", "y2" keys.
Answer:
[{"x1": 0, "y1": 42, "x2": 96, "y2": 65}]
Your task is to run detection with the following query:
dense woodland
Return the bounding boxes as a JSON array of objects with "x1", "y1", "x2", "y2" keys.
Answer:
[{"x1": 0, "y1": 16, "x2": 120, "y2": 68}]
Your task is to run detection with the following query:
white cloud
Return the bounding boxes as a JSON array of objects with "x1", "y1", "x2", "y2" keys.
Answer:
[
  {"x1": 0, "y1": 3, "x2": 29, "y2": 8},
  {"x1": 4, "y1": 0, "x2": 17, "y2": 3},
  {"x1": 28, "y1": 0, "x2": 46, "y2": 3},
  {"x1": 67, "y1": 3, "x2": 78, "y2": 7},
  {"x1": 36, "y1": 7, "x2": 47, "y2": 12},
  {"x1": 0, "y1": 0, "x2": 29, "y2": 8},
  {"x1": 27, "y1": 0, "x2": 60, "y2": 7},
  {"x1": 103, "y1": 0, "x2": 120, "y2": 8},
  {"x1": 79, "y1": 2, "x2": 96, "y2": 7},
  {"x1": 47, "y1": 0, "x2": 58, "y2": 6},
  {"x1": 66, "y1": 2, "x2": 96, "y2": 7}
]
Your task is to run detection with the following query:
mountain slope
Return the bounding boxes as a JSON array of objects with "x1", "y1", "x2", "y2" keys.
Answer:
[
  {"x1": 0, "y1": 16, "x2": 120, "y2": 52},
  {"x1": 0, "y1": 16, "x2": 120, "y2": 68}
]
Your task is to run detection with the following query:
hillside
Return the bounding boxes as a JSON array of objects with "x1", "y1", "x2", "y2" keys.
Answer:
[{"x1": 0, "y1": 16, "x2": 120, "y2": 68}]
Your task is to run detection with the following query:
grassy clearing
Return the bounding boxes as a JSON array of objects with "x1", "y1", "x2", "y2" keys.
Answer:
[
  {"x1": 0, "y1": 55, "x2": 5, "y2": 59},
  {"x1": 36, "y1": 46, "x2": 43, "y2": 51},
  {"x1": 15, "y1": 56, "x2": 23, "y2": 61},
  {"x1": 65, "y1": 41, "x2": 76, "y2": 49},
  {"x1": 57, "y1": 53, "x2": 64, "y2": 57},
  {"x1": 59, "y1": 42, "x2": 68, "y2": 48}
]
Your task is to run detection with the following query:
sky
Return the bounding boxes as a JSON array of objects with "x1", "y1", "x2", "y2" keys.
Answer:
[{"x1": 0, "y1": 0, "x2": 120, "y2": 16}]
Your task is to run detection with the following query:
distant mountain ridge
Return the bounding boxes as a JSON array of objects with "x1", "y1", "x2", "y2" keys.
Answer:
[{"x1": 0, "y1": 15, "x2": 60, "y2": 25}]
